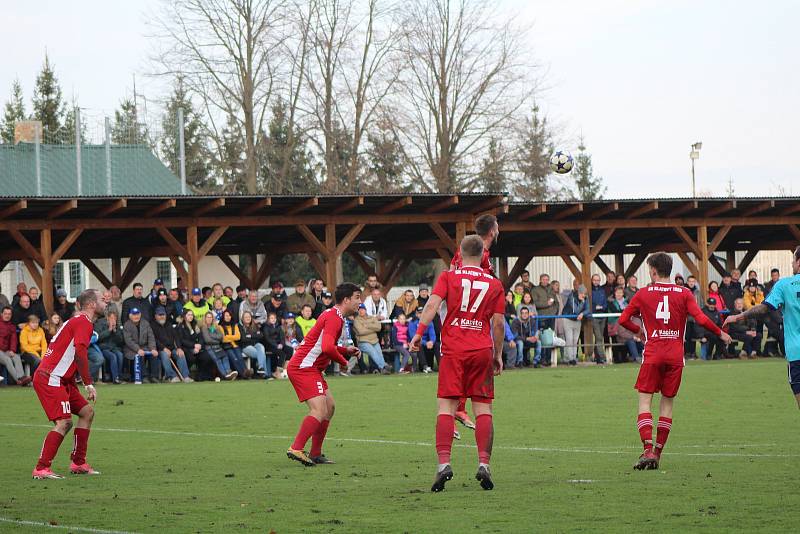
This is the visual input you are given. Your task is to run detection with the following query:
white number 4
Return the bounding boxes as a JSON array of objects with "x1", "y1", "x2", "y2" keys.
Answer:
[
  {"x1": 655, "y1": 295, "x2": 671, "y2": 324},
  {"x1": 460, "y1": 279, "x2": 490, "y2": 313}
]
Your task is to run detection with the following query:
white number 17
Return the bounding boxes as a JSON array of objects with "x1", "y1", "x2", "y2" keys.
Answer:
[
  {"x1": 460, "y1": 279, "x2": 490, "y2": 312},
  {"x1": 655, "y1": 295, "x2": 671, "y2": 324}
]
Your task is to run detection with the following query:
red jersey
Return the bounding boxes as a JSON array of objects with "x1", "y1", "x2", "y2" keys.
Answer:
[
  {"x1": 37, "y1": 313, "x2": 94, "y2": 387},
  {"x1": 287, "y1": 307, "x2": 349, "y2": 372},
  {"x1": 432, "y1": 266, "x2": 505, "y2": 355},
  {"x1": 450, "y1": 248, "x2": 494, "y2": 277},
  {"x1": 619, "y1": 282, "x2": 722, "y2": 364}
]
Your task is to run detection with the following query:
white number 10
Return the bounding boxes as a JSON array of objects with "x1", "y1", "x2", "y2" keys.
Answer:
[
  {"x1": 460, "y1": 279, "x2": 490, "y2": 312},
  {"x1": 655, "y1": 295, "x2": 671, "y2": 324}
]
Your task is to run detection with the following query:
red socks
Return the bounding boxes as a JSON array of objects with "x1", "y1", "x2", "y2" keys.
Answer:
[
  {"x1": 36, "y1": 430, "x2": 66, "y2": 470},
  {"x1": 655, "y1": 417, "x2": 672, "y2": 456},
  {"x1": 475, "y1": 414, "x2": 493, "y2": 464},
  {"x1": 310, "y1": 419, "x2": 330, "y2": 457},
  {"x1": 291, "y1": 416, "x2": 321, "y2": 451},
  {"x1": 435, "y1": 414, "x2": 454, "y2": 464},
  {"x1": 637, "y1": 412, "x2": 653, "y2": 451},
  {"x1": 71, "y1": 428, "x2": 90, "y2": 465}
]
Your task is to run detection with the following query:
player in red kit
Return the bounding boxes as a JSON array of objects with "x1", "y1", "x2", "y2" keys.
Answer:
[
  {"x1": 32, "y1": 289, "x2": 107, "y2": 479},
  {"x1": 618, "y1": 253, "x2": 731, "y2": 470},
  {"x1": 411, "y1": 235, "x2": 506, "y2": 492},
  {"x1": 286, "y1": 283, "x2": 362, "y2": 466},
  {"x1": 448, "y1": 214, "x2": 499, "y2": 437}
]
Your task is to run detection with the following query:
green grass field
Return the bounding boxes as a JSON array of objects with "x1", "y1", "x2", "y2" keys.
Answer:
[{"x1": 1, "y1": 358, "x2": 798, "y2": 533}]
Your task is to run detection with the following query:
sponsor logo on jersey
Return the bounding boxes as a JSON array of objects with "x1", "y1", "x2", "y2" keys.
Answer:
[
  {"x1": 450, "y1": 317, "x2": 483, "y2": 331},
  {"x1": 651, "y1": 328, "x2": 680, "y2": 339}
]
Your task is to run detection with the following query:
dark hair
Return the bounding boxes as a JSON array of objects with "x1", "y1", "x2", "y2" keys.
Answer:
[
  {"x1": 335, "y1": 283, "x2": 362, "y2": 304},
  {"x1": 460, "y1": 234, "x2": 484, "y2": 259},
  {"x1": 474, "y1": 214, "x2": 497, "y2": 238},
  {"x1": 202, "y1": 286, "x2": 211, "y2": 294},
  {"x1": 133, "y1": 283, "x2": 143, "y2": 290},
  {"x1": 77, "y1": 289, "x2": 99, "y2": 308},
  {"x1": 236, "y1": 285, "x2": 246, "y2": 293},
  {"x1": 771, "y1": 268, "x2": 780, "y2": 274},
  {"x1": 522, "y1": 270, "x2": 530, "y2": 276},
  {"x1": 182, "y1": 308, "x2": 197, "y2": 327},
  {"x1": 646, "y1": 252, "x2": 672, "y2": 278},
  {"x1": 301, "y1": 304, "x2": 313, "y2": 311}
]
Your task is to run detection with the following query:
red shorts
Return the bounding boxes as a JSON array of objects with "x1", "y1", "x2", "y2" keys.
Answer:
[
  {"x1": 33, "y1": 372, "x2": 88, "y2": 421},
  {"x1": 287, "y1": 367, "x2": 328, "y2": 403},
  {"x1": 437, "y1": 348, "x2": 494, "y2": 403},
  {"x1": 634, "y1": 361, "x2": 684, "y2": 398}
]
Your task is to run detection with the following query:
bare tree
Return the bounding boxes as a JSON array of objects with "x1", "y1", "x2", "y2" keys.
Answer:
[
  {"x1": 151, "y1": 0, "x2": 286, "y2": 193},
  {"x1": 396, "y1": 0, "x2": 534, "y2": 192}
]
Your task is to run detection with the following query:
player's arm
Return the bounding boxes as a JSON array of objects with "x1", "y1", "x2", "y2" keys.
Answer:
[
  {"x1": 73, "y1": 322, "x2": 97, "y2": 400},
  {"x1": 722, "y1": 303, "x2": 770, "y2": 327},
  {"x1": 617, "y1": 294, "x2": 641, "y2": 334},
  {"x1": 321, "y1": 326, "x2": 350, "y2": 366},
  {"x1": 492, "y1": 312, "x2": 505, "y2": 376},
  {"x1": 409, "y1": 294, "x2": 443, "y2": 352},
  {"x1": 687, "y1": 296, "x2": 730, "y2": 343}
]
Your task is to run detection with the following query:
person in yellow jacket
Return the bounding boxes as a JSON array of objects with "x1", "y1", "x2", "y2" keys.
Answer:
[
  {"x1": 220, "y1": 309, "x2": 249, "y2": 378},
  {"x1": 743, "y1": 279, "x2": 765, "y2": 310},
  {"x1": 19, "y1": 314, "x2": 46, "y2": 372},
  {"x1": 295, "y1": 304, "x2": 317, "y2": 337}
]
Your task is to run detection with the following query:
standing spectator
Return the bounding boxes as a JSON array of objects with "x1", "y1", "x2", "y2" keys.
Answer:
[
  {"x1": 43, "y1": 313, "x2": 62, "y2": 342},
  {"x1": 123, "y1": 308, "x2": 159, "y2": 384},
  {"x1": 240, "y1": 289, "x2": 268, "y2": 324},
  {"x1": 224, "y1": 286, "x2": 235, "y2": 301},
  {"x1": 183, "y1": 287, "x2": 211, "y2": 319},
  {"x1": 13, "y1": 293, "x2": 38, "y2": 329},
  {"x1": 408, "y1": 306, "x2": 436, "y2": 373},
  {"x1": 364, "y1": 274, "x2": 380, "y2": 292},
  {"x1": 764, "y1": 268, "x2": 780, "y2": 297},
  {"x1": 152, "y1": 307, "x2": 193, "y2": 383},
  {"x1": 240, "y1": 311, "x2": 269, "y2": 379},
  {"x1": 265, "y1": 291, "x2": 288, "y2": 320},
  {"x1": 551, "y1": 280, "x2": 566, "y2": 341},
  {"x1": 286, "y1": 279, "x2": 315, "y2": 315},
  {"x1": 519, "y1": 270, "x2": 534, "y2": 292},
  {"x1": 220, "y1": 309, "x2": 247, "y2": 378},
  {"x1": 532, "y1": 274, "x2": 558, "y2": 364},
  {"x1": 624, "y1": 276, "x2": 639, "y2": 301},
  {"x1": 686, "y1": 276, "x2": 702, "y2": 304},
  {"x1": 747, "y1": 270, "x2": 764, "y2": 291},
  {"x1": 262, "y1": 312, "x2": 289, "y2": 379},
  {"x1": 282, "y1": 313, "x2": 304, "y2": 352},
  {"x1": 122, "y1": 283, "x2": 153, "y2": 323},
  {"x1": 602, "y1": 271, "x2": 616, "y2": 298},
  {"x1": 0, "y1": 284, "x2": 9, "y2": 310},
  {"x1": 267, "y1": 281, "x2": 287, "y2": 303},
  {"x1": 109, "y1": 285, "x2": 124, "y2": 315},
  {"x1": 727, "y1": 298, "x2": 760, "y2": 358},
  {"x1": 296, "y1": 305, "x2": 317, "y2": 337},
  {"x1": 149, "y1": 278, "x2": 165, "y2": 307},
  {"x1": 169, "y1": 288, "x2": 184, "y2": 316},
  {"x1": 684, "y1": 275, "x2": 703, "y2": 357},
  {"x1": 391, "y1": 289, "x2": 418, "y2": 319},
  {"x1": 743, "y1": 279, "x2": 765, "y2": 310},
  {"x1": 615, "y1": 274, "x2": 626, "y2": 288},
  {"x1": 95, "y1": 311, "x2": 124, "y2": 384},
  {"x1": 516, "y1": 292, "x2": 537, "y2": 317},
  {"x1": 211, "y1": 283, "x2": 230, "y2": 307},
  {"x1": 310, "y1": 278, "x2": 325, "y2": 303},
  {"x1": 19, "y1": 314, "x2": 45, "y2": 373},
  {"x1": 512, "y1": 283, "x2": 525, "y2": 307},
  {"x1": 103, "y1": 289, "x2": 119, "y2": 319},
  {"x1": 353, "y1": 304, "x2": 389, "y2": 373},
  {"x1": 0, "y1": 306, "x2": 30, "y2": 385},
  {"x1": 590, "y1": 274, "x2": 608, "y2": 364},
  {"x1": 227, "y1": 286, "x2": 247, "y2": 322},
  {"x1": 11, "y1": 282, "x2": 27, "y2": 308},
  {"x1": 504, "y1": 290, "x2": 517, "y2": 322},
  {"x1": 200, "y1": 311, "x2": 237, "y2": 380},
  {"x1": 708, "y1": 281, "x2": 725, "y2": 312},
  {"x1": 696, "y1": 298, "x2": 725, "y2": 360},
  {"x1": 674, "y1": 274, "x2": 685, "y2": 287},
  {"x1": 27, "y1": 287, "x2": 47, "y2": 322},
  {"x1": 511, "y1": 306, "x2": 540, "y2": 368},
  {"x1": 719, "y1": 272, "x2": 743, "y2": 311},
  {"x1": 730, "y1": 269, "x2": 743, "y2": 290},
  {"x1": 391, "y1": 313, "x2": 413, "y2": 373},
  {"x1": 616, "y1": 312, "x2": 643, "y2": 363},
  {"x1": 176, "y1": 309, "x2": 214, "y2": 381},
  {"x1": 561, "y1": 284, "x2": 588, "y2": 365},
  {"x1": 364, "y1": 287, "x2": 389, "y2": 319},
  {"x1": 417, "y1": 284, "x2": 430, "y2": 309},
  {"x1": 314, "y1": 290, "x2": 333, "y2": 319},
  {"x1": 202, "y1": 286, "x2": 213, "y2": 302},
  {"x1": 607, "y1": 286, "x2": 635, "y2": 363},
  {"x1": 52, "y1": 290, "x2": 76, "y2": 323},
  {"x1": 176, "y1": 277, "x2": 188, "y2": 301}
]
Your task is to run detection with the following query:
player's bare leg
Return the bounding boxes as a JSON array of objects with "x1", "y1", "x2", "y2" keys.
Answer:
[
  {"x1": 33, "y1": 418, "x2": 72, "y2": 479},
  {"x1": 310, "y1": 391, "x2": 336, "y2": 464},
  {"x1": 634, "y1": 392, "x2": 659, "y2": 471},
  {"x1": 70, "y1": 404, "x2": 100, "y2": 474},
  {"x1": 288, "y1": 395, "x2": 327, "y2": 466},
  {"x1": 794, "y1": 393, "x2": 800, "y2": 410},
  {"x1": 472, "y1": 400, "x2": 495, "y2": 490},
  {"x1": 432, "y1": 397, "x2": 458, "y2": 492},
  {"x1": 652, "y1": 395, "x2": 674, "y2": 463}
]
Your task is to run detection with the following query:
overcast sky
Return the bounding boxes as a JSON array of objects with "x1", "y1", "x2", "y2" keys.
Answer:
[{"x1": 3, "y1": 0, "x2": 798, "y2": 199}]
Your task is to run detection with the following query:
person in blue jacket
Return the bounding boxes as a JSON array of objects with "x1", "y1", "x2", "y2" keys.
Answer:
[
  {"x1": 590, "y1": 274, "x2": 608, "y2": 364},
  {"x1": 408, "y1": 306, "x2": 436, "y2": 373}
]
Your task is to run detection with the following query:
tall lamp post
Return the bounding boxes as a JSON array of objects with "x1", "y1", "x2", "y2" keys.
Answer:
[{"x1": 690, "y1": 141, "x2": 702, "y2": 197}]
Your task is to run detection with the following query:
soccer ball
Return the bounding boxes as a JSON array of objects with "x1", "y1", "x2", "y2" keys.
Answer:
[{"x1": 549, "y1": 150, "x2": 574, "y2": 174}]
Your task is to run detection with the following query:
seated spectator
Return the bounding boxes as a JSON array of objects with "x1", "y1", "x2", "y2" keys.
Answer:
[
  {"x1": 743, "y1": 279, "x2": 765, "y2": 310},
  {"x1": 624, "y1": 276, "x2": 639, "y2": 301},
  {"x1": 153, "y1": 289, "x2": 179, "y2": 325},
  {"x1": 123, "y1": 307, "x2": 159, "y2": 384},
  {"x1": 95, "y1": 311, "x2": 125, "y2": 384},
  {"x1": 169, "y1": 288, "x2": 184, "y2": 318},
  {"x1": 391, "y1": 313, "x2": 413, "y2": 374},
  {"x1": 27, "y1": 287, "x2": 47, "y2": 322},
  {"x1": 19, "y1": 314, "x2": 45, "y2": 374},
  {"x1": 707, "y1": 281, "x2": 724, "y2": 312},
  {"x1": 408, "y1": 306, "x2": 435, "y2": 373},
  {"x1": 364, "y1": 287, "x2": 388, "y2": 319},
  {"x1": 516, "y1": 291, "x2": 537, "y2": 317},
  {"x1": 211, "y1": 298, "x2": 226, "y2": 322},
  {"x1": 240, "y1": 289, "x2": 268, "y2": 324},
  {"x1": 152, "y1": 307, "x2": 193, "y2": 383},
  {"x1": 511, "y1": 306, "x2": 540, "y2": 368},
  {"x1": 504, "y1": 290, "x2": 517, "y2": 322},
  {"x1": 354, "y1": 304, "x2": 388, "y2": 373},
  {"x1": 747, "y1": 270, "x2": 764, "y2": 291},
  {"x1": 211, "y1": 283, "x2": 231, "y2": 307},
  {"x1": 227, "y1": 286, "x2": 247, "y2": 321},
  {"x1": 262, "y1": 312, "x2": 289, "y2": 379},
  {"x1": 43, "y1": 313, "x2": 62, "y2": 342},
  {"x1": 220, "y1": 309, "x2": 247, "y2": 378},
  {"x1": 149, "y1": 278, "x2": 165, "y2": 307},
  {"x1": 719, "y1": 272, "x2": 742, "y2": 312},
  {"x1": 615, "y1": 274, "x2": 626, "y2": 288},
  {"x1": 286, "y1": 279, "x2": 315, "y2": 315},
  {"x1": 109, "y1": 285, "x2": 124, "y2": 313},
  {"x1": 501, "y1": 318, "x2": 517, "y2": 369},
  {"x1": 727, "y1": 298, "x2": 760, "y2": 359},
  {"x1": 176, "y1": 309, "x2": 215, "y2": 381},
  {"x1": 391, "y1": 290, "x2": 418, "y2": 319},
  {"x1": 265, "y1": 292, "x2": 288, "y2": 320},
  {"x1": 0, "y1": 306, "x2": 30, "y2": 385},
  {"x1": 266, "y1": 281, "x2": 287, "y2": 303},
  {"x1": 102, "y1": 289, "x2": 119, "y2": 319},
  {"x1": 122, "y1": 283, "x2": 153, "y2": 323},
  {"x1": 608, "y1": 286, "x2": 641, "y2": 363},
  {"x1": 183, "y1": 287, "x2": 211, "y2": 319},
  {"x1": 512, "y1": 283, "x2": 525, "y2": 307},
  {"x1": 560, "y1": 284, "x2": 588, "y2": 365},
  {"x1": 616, "y1": 313, "x2": 643, "y2": 363},
  {"x1": 11, "y1": 282, "x2": 27, "y2": 308},
  {"x1": 417, "y1": 284, "x2": 430, "y2": 309},
  {"x1": 296, "y1": 304, "x2": 317, "y2": 337},
  {"x1": 202, "y1": 286, "x2": 213, "y2": 302},
  {"x1": 241, "y1": 311, "x2": 270, "y2": 379},
  {"x1": 200, "y1": 311, "x2": 238, "y2": 380},
  {"x1": 313, "y1": 290, "x2": 333, "y2": 319},
  {"x1": 13, "y1": 293, "x2": 37, "y2": 330},
  {"x1": 87, "y1": 330, "x2": 105, "y2": 382},
  {"x1": 695, "y1": 298, "x2": 726, "y2": 360},
  {"x1": 0, "y1": 284, "x2": 8, "y2": 309},
  {"x1": 283, "y1": 313, "x2": 304, "y2": 352}
]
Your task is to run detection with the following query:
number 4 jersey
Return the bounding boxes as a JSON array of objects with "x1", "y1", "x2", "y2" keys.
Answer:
[
  {"x1": 432, "y1": 266, "x2": 506, "y2": 355},
  {"x1": 619, "y1": 282, "x2": 722, "y2": 364}
]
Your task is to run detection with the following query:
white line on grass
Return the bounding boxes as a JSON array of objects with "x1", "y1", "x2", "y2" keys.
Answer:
[
  {"x1": 0, "y1": 517, "x2": 138, "y2": 534},
  {"x1": 1, "y1": 422, "x2": 796, "y2": 459}
]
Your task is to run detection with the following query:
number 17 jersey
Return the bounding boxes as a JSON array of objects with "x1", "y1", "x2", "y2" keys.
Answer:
[{"x1": 432, "y1": 266, "x2": 505, "y2": 355}]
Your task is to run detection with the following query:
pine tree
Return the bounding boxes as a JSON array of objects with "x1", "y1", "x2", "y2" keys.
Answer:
[
  {"x1": 479, "y1": 137, "x2": 506, "y2": 192},
  {"x1": 514, "y1": 104, "x2": 554, "y2": 201},
  {"x1": 160, "y1": 77, "x2": 213, "y2": 192},
  {"x1": 1, "y1": 80, "x2": 26, "y2": 144},
  {"x1": 258, "y1": 99, "x2": 317, "y2": 194},
  {"x1": 215, "y1": 113, "x2": 246, "y2": 193},
  {"x1": 31, "y1": 54, "x2": 65, "y2": 140},
  {"x1": 111, "y1": 99, "x2": 149, "y2": 145},
  {"x1": 364, "y1": 114, "x2": 406, "y2": 193},
  {"x1": 572, "y1": 136, "x2": 606, "y2": 201},
  {"x1": 62, "y1": 101, "x2": 87, "y2": 144}
]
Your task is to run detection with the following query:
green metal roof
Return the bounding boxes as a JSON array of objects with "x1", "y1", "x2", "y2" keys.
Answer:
[{"x1": 0, "y1": 142, "x2": 182, "y2": 196}]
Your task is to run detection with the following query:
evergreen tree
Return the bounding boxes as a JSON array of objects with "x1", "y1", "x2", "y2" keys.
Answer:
[
  {"x1": 514, "y1": 104, "x2": 554, "y2": 201},
  {"x1": 160, "y1": 77, "x2": 213, "y2": 192},
  {"x1": 31, "y1": 54, "x2": 65, "y2": 140},
  {"x1": 479, "y1": 137, "x2": 506, "y2": 192},
  {"x1": 327, "y1": 120, "x2": 354, "y2": 193},
  {"x1": 258, "y1": 99, "x2": 317, "y2": 194},
  {"x1": 111, "y1": 99, "x2": 150, "y2": 145},
  {"x1": 364, "y1": 114, "x2": 406, "y2": 193},
  {"x1": 215, "y1": 113, "x2": 246, "y2": 193},
  {"x1": 62, "y1": 101, "x2": 87, "y2": 144},
  {"x1": 1, "y1": 80, "x2": 26, "y2": 144},
  {"x1": 572, "y1": 136, "x2": 606, "y2": 201}
]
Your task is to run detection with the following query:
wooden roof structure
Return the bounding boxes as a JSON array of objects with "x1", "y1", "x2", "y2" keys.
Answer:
[{"x1": 1, "y1": 194, "x2": 798, "y2": 313}]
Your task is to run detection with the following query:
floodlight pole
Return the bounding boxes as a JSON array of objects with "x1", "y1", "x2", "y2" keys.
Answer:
[
  {"x1": 178, "y1": 108, "x2": 186, "y2": 195},
  {"x1": 76, "y1": 107, "x2": 82, "y2": 196},
  {"x1": 689, "y1": 141, "x2": 702, "y2": 198},
  {"x1": 105, "y1": 117, "x2": 112, "y2": 195}
]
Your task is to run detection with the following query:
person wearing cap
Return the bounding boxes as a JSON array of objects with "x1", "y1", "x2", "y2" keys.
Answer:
[
  {"x1": 152, "y1": 288, "x2": 179, "y2": 326},
  {"x1": 417, "y1": 284, "x2": 430, "y2": 309},
  {"x1": 123, "y1": 307, "x2": 159, "y2": 384},
  {"x1": 265, "y1": 281, "x2": 287, "y2": 304},
  {"x1": 696, "y1": 297, "x2": 725, "y2": 360},
  {"x1": 183, "y1": 287, "x2": 211, "y2": 320},
  {"x1": 391, "y1": 289, "x2": 418, "y2": 320},
  {"x1": 560, "y1": 284, "x2": 589, "y2": 366},
  {"x1": 49, "y1": 289, "x2": 75, "y2": 323},
  {"x1": 265, "y1": 291, "x2": 288, "y2": 320},
  {"x1": 353, "y1": 304, "x2": 389, "y2": 373},
  {"x1": 408, "y1": 306, "x2": 436, "y2": 373},
  {"x1": 314, "y1": 291, "x2": 333, "y2": 319},
  {"x1": 152, "y1": 307, "x2": 193, "y2": 383},
  {"x1": 122, "y1": 283, "x2": 153, "y2": 324},
  {"x1": 718, "y1": 272, "x2": 743, "y2": 312},
  {"x1": 149, "y1": 278, "x2": 165, "y2": 306},
  {"x1": 287, "y1": 279, "x2": 315, "y2": 316},
  {"x1": 743, "y1": 278, "x2": 765, "y2": 310}
]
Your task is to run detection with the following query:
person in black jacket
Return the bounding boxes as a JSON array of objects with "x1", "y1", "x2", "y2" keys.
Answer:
[
  {"x1": 265, "y1": 293, "x2": 288, "y2": 320},
  {"x1": 152, "y1": 307, "x2": 192, "y2": 383},
  {"x1": 262, "y1": 312, "x2": 290, "y2": 379},
  {"x1": 313, "y1": 291, "x2": 334, "y2": 319},
  {"x1": 696, "y1": 298, "x2": 726, "y2": 360},
  {"x1": 122, "y1": 283, "x2": 154, "y2": 323},
  {"x1": 241, "y1": 310, "x2": 270, "y2": 378},
  {"x1": 176, "y1": 309, "x2": 215, "y2": 381},
  {"x1": 718, "y1": 272, "x2": 743, "y2": 312},
  {"x1": 152, "y1": 289, "x2": 180, "y2": 326}
]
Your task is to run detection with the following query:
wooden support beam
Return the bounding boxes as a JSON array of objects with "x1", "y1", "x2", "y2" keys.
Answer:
[
  {"x1": 96, "y1": 199, "x2": 127, "y2": 218},
  {"x1": 8, "y1": 229, "x2": 44, "y2": 266},
  {"x1": 198, "y1": 226, "x2": 229, "y2": 258},
  {"x1": 46, "y1": 199, "x2": 77, "y2": 220},
  {"x1": 40, "y1": 229, "x2": 53, "y2": 313},
  {"x1": 588, "y1": 228, "x2": 615, "y2": 261},
  {"x1": 383, "y1": 258, "x2": 411, "y2": 294},
  {"x1": 674, "y1": 227, "x2": 702, "y2": 257},
  {"x1": 708, "y1": 255, "x2": 728, "y2": 277},
  {"x1": 376, "y1": 196, "x2": 412, "y2": 214},
  {"x1": 554, "y1": 230, "x2": 583, "y2": 261},
  {"x1": 348, "y1": 251, "x2": 375, "y2": 277},
  {"x1": 334, "y1": 224, "x2": 365, "y2": 257},
  {"x1": 468, "y1": 195, "x2": 504, "y2": 215},
  {"x1": 742, "y1": 200, "x2": 774, "y2": 217},
  {"x1": 780, "y1": 204, "x2": 800, "y2": 216},
  {"x1": 52, "y1": 229, "x2": 83, "y2": 264},
  {"x1": 424, "y1": 195, "x2": 459, "y2": 214},
  {"x1": 455, "y1": 222, "x2": 467, "y2": 246},
  {"x1": 505, "y1": 254, "x2": 533, "y2": 289},
  {"x1": 436, "y1": 248, "x2": 452, "y2": 264},
  {"x1": 517, "y1": 204, "x2": 546, "y2": 221},
  {"x1": 246, "y1": 254, "x2": 257, "y2": 286},
  {"x1": 706, "y1": 200, "x2": 737, "y2": 218},
  {"x1": 591, "y1": 202, "x2": 619, "y2": 219},
  {"x1": 627, "y1": 201, "x2": 659, "y2": 219},
  {"x1": 156, "y1": 227, "x2": 190, "y2": 260},
  {"x1": 697, "y1": 226, "x2": 710, "y2": 300},
  {"x1": 144, "y1": 199, "x2": 176, "y2": 218},
  {"x1": 286, "y1": 197, "x2": 319, "y2": 216},
  {"x1": 737, "y1": 249, "x2": 759, "y2": 274},
  {"x1": 614, "y1": 253, "x2": 624, "y2": 277},
  {"x1": 81, "y1": 257, "x2": 113, "y2": 289},
  {"x1": 332, "y1": 196, "x2": 364, "y2": 215},
  {"x1": 218, "y1": 254, "x2": 252, "y2": 288},
  {"x1": 624, "y1": 252, "x2": 648, "y2": 279},
  {"x1": 378, "y1": 256, "x2": 402, "y2": 286},
  {"x1": 22, "y1": 258, "x2": 42, "y2": 289},
  {"x1": 324, "y1": 224, "x2": 337, "y2": 286},
  {"x1": 241, "y1": 197, "x2": 272, "y2": 216},
  {"x1": 429, "y1": 223, "x2": 456, "y2": 253},
  {"x1": 307, "y1": 253, "x2": 325, "y2": 280},
  {"x1": 195, "y1": 198, "x2": 225, "y2": 217},
  {"x1": 187, "y1": 226, "x2": 199, "y2": 290},
  {"x1": 168, "y1": 256, "x2": 189, "y2": 286},
  {"x1": 579, "y1": 228, "x2": 594, "y2": 358},
  {"x1": 119, "y1": 257, "x2": 151, "y2": 293},
  {"x1": 724, "y1": 250, "x2": 736, "y2": 272},
  {"x1": 788, "y1": 224, "x2": 800, "y2": 242},
  {"x1": 118, "y1": 256, "x2": 141, "y2": 291},
  {"x1": 0, "y1": 200, "x2": 27, "y2": 220},
  {"x1": 254, "y1": 256, "x2": 275, "y2": 289},
  {"x1": 553, "y1": 203, "x2": 584, "y2": 221},
  {"x1": 111, "y1": 258, "x2": 121, "y2": 287},
  {"x1": 667, "y1": 201, "x2": 699, "y2": 218},
  {"x1": 593, "y1": 255, "x2": 613, "y2": 275},
  {"x1": 708, "y1": 225, "x2": 732, "y2": 254},
  {"x1": 297, "y1": 225, "x2": 328, "y2": 256},
  {"x1": 499, "y1": 257, "x2": 509, "y2": 282},
  {"x1": 676, "y1": 251, "x2": 700, "y2": 279},
  {"x1": 560, "y1": 255, "x2": 582, "y2": 281}
]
